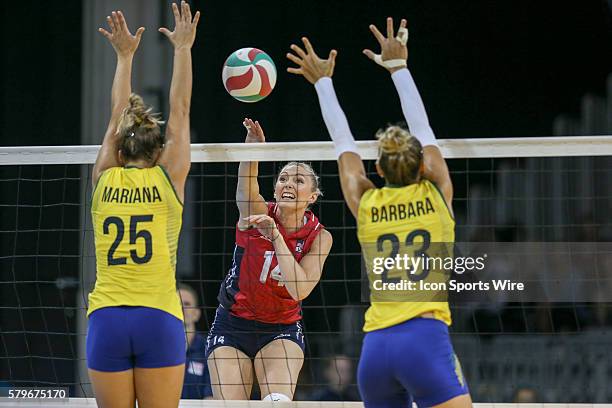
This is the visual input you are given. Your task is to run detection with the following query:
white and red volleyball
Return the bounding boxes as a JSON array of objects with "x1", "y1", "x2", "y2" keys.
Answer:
[{"x1": 222, "y1": 48, "x2": 277, "y2": 103}]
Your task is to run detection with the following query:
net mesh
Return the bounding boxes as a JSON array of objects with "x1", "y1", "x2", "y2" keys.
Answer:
[{"x1": 1, "y1": 139, "x2": 612, "y2": 402}]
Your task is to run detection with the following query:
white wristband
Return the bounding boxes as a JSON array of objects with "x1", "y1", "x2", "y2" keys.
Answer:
[{"x1": 373, "y1": 55, "x2": 407, "y2": 69}]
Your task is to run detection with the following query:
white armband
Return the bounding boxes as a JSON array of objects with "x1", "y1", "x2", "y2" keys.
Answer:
[
  {"x1": 391, "y1": 68, "x2": 438, "y2": 147},
  {"x1": 314, "y1": 77, "x2": 359, "y2": 158}
]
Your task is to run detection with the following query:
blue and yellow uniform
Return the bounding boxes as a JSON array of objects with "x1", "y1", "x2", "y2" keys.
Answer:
[
  {"x1": 356, "y1": 179, "x2": 468, "y2": 407},
  {"x1": 86, "y1": 166, "x2": 186, "y2": 371}
]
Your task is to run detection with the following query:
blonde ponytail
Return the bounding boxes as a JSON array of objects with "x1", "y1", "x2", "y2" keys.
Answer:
[
  {"x1": 376, "y1": 126, "x2": 422, "y2": 186},
  {"x1": 118, "y1": 94, "x2": 165, "y2": 163}
]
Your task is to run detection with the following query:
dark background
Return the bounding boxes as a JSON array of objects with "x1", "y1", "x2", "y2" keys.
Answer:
[
  {"x1": 1, "y1": 0, "x2": 611, "y2": 146},
  {"x1": 1, "y1": 0, "x2": 611, "y2": 402}
]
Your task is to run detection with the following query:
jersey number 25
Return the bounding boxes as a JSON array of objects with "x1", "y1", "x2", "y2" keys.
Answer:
[{"x1": 103, "y1": 215, "x2": 153, "y2": 266}]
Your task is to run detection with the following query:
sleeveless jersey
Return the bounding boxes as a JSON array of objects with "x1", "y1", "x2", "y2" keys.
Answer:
[
  {"x1": 357, "y1": 179, "x2": 455, "y2": 332},
  {"x1": 88, "y1": 166, "x2": 184, "y2": 321},
  {"x1": 218, "y1": 203, "x2": 323, "y2": 324}
]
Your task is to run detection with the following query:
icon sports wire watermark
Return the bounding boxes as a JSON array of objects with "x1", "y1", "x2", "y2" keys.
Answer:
[{"x1": 360, "y1": 242, "x2": 612, "y2": 303}]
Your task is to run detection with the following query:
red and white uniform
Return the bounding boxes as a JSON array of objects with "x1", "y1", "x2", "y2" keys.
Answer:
[{"x1": 218, "y1": 203, "x2": 323, "y2": 324}]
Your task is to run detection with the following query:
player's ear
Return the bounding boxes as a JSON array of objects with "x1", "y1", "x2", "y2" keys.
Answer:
[{"x1": 309, "y1": 192, "x2": 318, "y2": 205}]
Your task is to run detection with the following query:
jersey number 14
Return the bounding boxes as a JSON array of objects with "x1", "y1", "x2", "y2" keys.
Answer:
[{"x1": 259, "y1": 251, "x2": 284, "y2": 286}]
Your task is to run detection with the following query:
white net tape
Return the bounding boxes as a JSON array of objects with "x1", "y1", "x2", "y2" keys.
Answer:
[{"x1": 1, "y1": 136, "x2": 611, "y2": 165}]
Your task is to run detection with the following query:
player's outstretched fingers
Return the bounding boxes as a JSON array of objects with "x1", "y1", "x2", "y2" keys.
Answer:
[
  {"x1": 171, "y1": 2, "x2": 181, "y2": 22},
  {"x1": 301, "y1": 37, "x2": 315, "y2": 55},
  {"x1": 182, "y1": 1, "x2": 191, "y2": 22},
  {"x1": 328, "y1": 49, "x2": 337, "y2": 63},
  {"x1": 369, "y1": 24, "x2": 385, "y2": 45},
  {"x1": 290, "y1": 44, "x2": 306, "y2": 59},
  {"x1": 134, "y1": 27, "x2": 145, "y2": 41},
  {"x1": 106, "y1": 15, "x2": 116, "y2": 33},
  {"x1": 252, "y1": 121, "x2": 265, "y2": 141},
  {"x1": 117, "y1": 11, "x2": 128, "y2": 32},
  {"x1": 362, "y1": 49, "x2": 376, "y2": 60},
  {"x1": 286, "y1": 52, "x2": 303, "y2": 66},
  {"x1": 286, "y1": 67, "x2": 303, "y2": 75},
  {"x1": 400, "y1": 18, "x2": 407, "y2": 29},
  {"x1": 111, "y1": 12, "x2": 121, "y2": 32},
  {"x1": 192, "y1": 11, "x2": 201, "y2": 26},
  {"x1": 386, "y1": 17, "x2": 394, "y2": 39},
  {"x1": 98, "y1": 27, "x2": 112, "y2": 40},
  {"x1": 254, "y1": 121, "x2": 263, "y2": 135}
]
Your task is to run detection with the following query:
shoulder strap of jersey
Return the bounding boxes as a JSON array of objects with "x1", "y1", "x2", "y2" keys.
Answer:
[
  {"x1": 358, "y1": 188, "x2": 376, "y2": 209},
  {"x1": 301, "y1": 219, "x2": 323, "y2": 255},
  {"x1": 157, "y1": 165, "x2": 184, "y2": 206},
  {"x1": 267, "y1": 202, "x2": 277, "y2": 216},
  {"x1": 423, "y1": 179, "x2": 454, "y2": 220},
  {"x1": 91, "y1": 167, "x2": 118, "y2": 212}
]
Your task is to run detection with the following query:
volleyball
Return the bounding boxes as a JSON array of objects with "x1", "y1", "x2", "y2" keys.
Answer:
[{"x1": 222, "y1": 47, "x2": 277, "y2": 103}]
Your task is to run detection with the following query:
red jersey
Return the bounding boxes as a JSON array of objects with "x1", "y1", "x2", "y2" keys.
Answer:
[{"x1": 218, "y1": 203, "x2": 323, "y2": 324}]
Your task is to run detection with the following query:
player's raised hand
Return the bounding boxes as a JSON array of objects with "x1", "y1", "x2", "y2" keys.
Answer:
[
  {"x1": 243, "y1": 118, "x2": 266, "y2": 143},
  {"x1": 243, "y1": 215, "x2": 279, "y2": 241},
  {"x1": 98, "y1": 11, "x2": 145, "y2": 57},
  {"x1": 363, "y1": 17, "x2": 409, "y2": 73},
  {"x1": 286, "y1": 37, "x2": 337, "y2": 84},
  {"x1": 159, "y1": 1, "x2": 201, "y2": 50}
]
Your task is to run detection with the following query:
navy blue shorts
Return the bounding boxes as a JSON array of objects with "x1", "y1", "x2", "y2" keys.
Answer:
[
  {"x1": 205, "y1": 306, "x2": 305, "y2": 359},
  {"x1": 87, "y1": 306, "x2": 186, "y2": 372},
  {"x1": 357, "y1": 318, "x2": 469, "y2": 408}
]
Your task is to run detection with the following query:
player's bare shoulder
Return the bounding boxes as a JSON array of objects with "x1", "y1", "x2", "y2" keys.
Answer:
[{"x1": 312, "y1": 228, "x2": 333, "y2": 254}]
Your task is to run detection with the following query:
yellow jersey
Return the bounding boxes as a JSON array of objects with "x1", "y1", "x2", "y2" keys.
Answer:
[
  {"x1": 88, "y1": 166, "x2": 184, "y2": 321},
  {"x1": 357, "y1": 179, "x2": 455, "y2": 332}
]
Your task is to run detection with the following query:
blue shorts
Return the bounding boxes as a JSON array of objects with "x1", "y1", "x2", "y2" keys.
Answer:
[
  {"x1": 87, "y1": 306, "x2": 186, "y2": 372},
  {"x1": 357, "y1": 318, "x2": 469, "y2": 408},
  {"x1": 205, "y1": 306, "x2": 305, "y2": 359}
]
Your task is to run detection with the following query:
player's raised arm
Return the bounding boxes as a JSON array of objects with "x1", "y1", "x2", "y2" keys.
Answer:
[
  {"x1": 92, "y1": 11, "x2": 145, "y2": 186},
  {"x1": 286, "y1": 37, "x2": 374, "y2": 218},
  {"x1": 364, "y1": 17, "x2": 453, "y2": 214},
  {"x1": 157, "y1": 1, "x2": 200, "y2": 202},
  {"x1": 236, "y1": 119, "x2": 268, "y2": 230}
]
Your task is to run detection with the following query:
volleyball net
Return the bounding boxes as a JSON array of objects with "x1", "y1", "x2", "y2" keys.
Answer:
[{"x1": 1, "y1": 136, "x2": 612, "y2": 403}]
